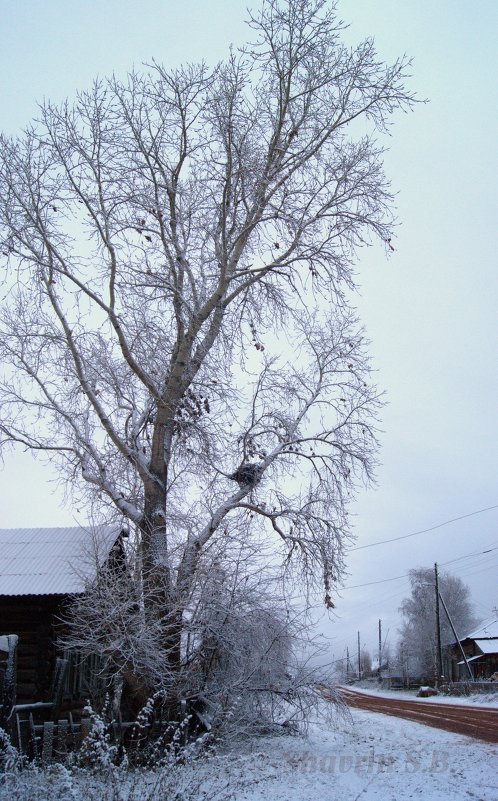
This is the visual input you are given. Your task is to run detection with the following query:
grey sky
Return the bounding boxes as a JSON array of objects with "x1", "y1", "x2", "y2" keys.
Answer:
[{"x1": 1, "y1": 0, "x2": 496, "y2": 660}]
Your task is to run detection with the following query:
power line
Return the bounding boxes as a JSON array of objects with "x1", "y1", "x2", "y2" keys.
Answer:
[
  {"x1": 351, "y1": 504, "x2": 498, "y2": 552},
  {"x1": 441, "y1": 543, "x2": 498, "y2": 566},
  {"x1": 341, "y1": 573, "x2": 408, "y2": 591},
  {"x1": 450, "y1": 560, "x2": 498, "y2": 580},
  {"x1": 340, "y1": 544, "x2": 498, "y2": 591}
]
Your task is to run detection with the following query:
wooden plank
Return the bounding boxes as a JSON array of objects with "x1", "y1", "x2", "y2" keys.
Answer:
[
  {"x1": 68, "y1": 711, "x2": 78, "y2": 751},
  {"x1": 50, "y1": 658, "x2": 68, "y2": 718},
  {"x1": 42, "y1": 721, "x2": 54, "y2": 763},
  {"x1": 79, "y1": 717, "x2": 91, "y2": 747},
  {"x1": 28, "y1": 713, "x2": 38, "y2": 760},
  {"x1": 56, "y1": 719, "x2": 68, "y2": 757},
  {"x1": 15, "y1": 712, "x2": 23, "y2": 755}
]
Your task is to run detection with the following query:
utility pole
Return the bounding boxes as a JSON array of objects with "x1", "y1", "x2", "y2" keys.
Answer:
[
  {"x1": 346, "y1": 647, "x2": 350, "y2": 679},
  {"x1": 434, "y1": 563, "x2": 444, "y2": 686},
  {"x1": 357, "y1": 631, "x2": 361, "y2": 680},
  {"x1": 400, "y1": 641, "x2": 406, "y2": 687},
  {"x1": 378, "y1": 619, "x2": 382, "y2": 674}
]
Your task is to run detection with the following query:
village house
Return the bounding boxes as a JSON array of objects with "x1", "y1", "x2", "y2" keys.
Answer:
[
  {"x1": 0, "y1": 524, "x2": 126, "y2": 712},
  {"x1": 447, "y1": 618, "x2": 498, "y2": 681}
]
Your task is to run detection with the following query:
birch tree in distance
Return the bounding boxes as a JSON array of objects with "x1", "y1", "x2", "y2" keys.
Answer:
[
  {"x1": 0, "y1": 0, "x2": 415, "y2": 708},
  {"x1": 399, "y1": 567, "x2": 477, "y2": 679}
]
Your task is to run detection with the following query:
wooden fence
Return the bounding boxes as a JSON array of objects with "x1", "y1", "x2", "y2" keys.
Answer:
[{"x1": 14, "y1": 713, "x2": 92, "y2": 762}]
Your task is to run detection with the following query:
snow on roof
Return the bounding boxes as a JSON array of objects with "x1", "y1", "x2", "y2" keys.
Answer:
[
  {"x1": 463, "y1": 618, "x2": 498, "y2": 641},
  {"x1": 0, "y1": 525, "x2": 123, "y2": 596},
  {"x1": 473, "y1": 638, "x2": 498, "y2": 655},
  {"x1": 457, "y1": 654, "x2": 484, "y2": 665}
]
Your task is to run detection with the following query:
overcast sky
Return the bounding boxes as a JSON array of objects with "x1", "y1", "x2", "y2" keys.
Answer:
[{"x1": 1, "y1": 0, "x2": 497, "y2": 661}]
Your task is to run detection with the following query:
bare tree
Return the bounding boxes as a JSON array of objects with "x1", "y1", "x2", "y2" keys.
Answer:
[
  {"x1": 398, "y1": 567, "x2": 477, "y2": 679},
  {"x1": 0, "y1": 0, "x2": 415, "y2": 705}
]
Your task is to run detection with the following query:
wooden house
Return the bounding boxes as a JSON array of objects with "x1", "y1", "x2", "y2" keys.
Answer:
[
  {"x1": 448, "y1": 618, "x2": 498, "y2": 681},
  {"x1": 0, "y1": 525, "x2": 126, "y2": 707}
]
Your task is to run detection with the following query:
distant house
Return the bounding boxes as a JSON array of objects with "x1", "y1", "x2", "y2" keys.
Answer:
[
  {"x1": 449, "y1": 618, "x2": 498, "y2": 681},
  {"x1": 0, "y1": 525, "x2": 126, "y2": 706}
]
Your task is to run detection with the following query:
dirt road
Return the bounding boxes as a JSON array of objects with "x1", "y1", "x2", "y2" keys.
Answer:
[{"x1": 336, "y1": 687, "x2": 498, "y2": 744}]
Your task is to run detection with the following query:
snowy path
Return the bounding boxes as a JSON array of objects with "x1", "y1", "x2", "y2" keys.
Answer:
[{"x1": 200, "y1": 707, "x2": 498, "y2": 801}]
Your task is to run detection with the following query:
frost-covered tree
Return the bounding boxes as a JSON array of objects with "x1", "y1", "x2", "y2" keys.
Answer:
[
  {"x1": 64, "y1": 536, "x2": 336, "y2": 729},
  {"x1": 0, "y1": 0, "x2": 415, "y2": 708},
  {"x1": 359, "y1": 647, "x2": 372, "y2": 678},
  {"x1": 398, "y1": 567, "x2": 477, "y2": 678}
]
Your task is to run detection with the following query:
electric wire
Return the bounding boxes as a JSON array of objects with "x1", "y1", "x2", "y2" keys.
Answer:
[
  {"x1": 340, "y1": 544, "x2": 498, "y2": 591},
  {"x1": 351, "y1": 503, "x2": 498, "y2": 552},
  {"x1": 441, "y1": 543, "x2": 498, "y2": 567}
]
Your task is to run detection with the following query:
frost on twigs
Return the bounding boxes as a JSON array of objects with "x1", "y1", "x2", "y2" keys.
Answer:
[{"x1": 0, "y1": 0, "x2": 416, "y2": 725}]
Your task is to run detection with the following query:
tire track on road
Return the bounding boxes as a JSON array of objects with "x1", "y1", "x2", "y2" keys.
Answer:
[{"x1": 334, "y1": 687, "x2": 498, "y2": 744}]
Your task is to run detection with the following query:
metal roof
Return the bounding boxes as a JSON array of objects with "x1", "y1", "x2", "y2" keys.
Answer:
[{"x1": 0, "y1": 525, "x2": 123, "y2": 596}]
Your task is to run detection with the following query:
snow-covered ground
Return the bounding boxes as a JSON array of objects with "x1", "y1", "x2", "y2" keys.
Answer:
[
  {"x1": 204, "y1": 708, "x2": 498, "y2": 801},
  {"x1": 1, "y1": 703, "x2": 496, "y2": 801}
]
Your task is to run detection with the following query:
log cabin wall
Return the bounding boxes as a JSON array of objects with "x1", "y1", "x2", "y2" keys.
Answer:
[{"x1": 0, "y1": 594, "x2": 67, "y2": 703}]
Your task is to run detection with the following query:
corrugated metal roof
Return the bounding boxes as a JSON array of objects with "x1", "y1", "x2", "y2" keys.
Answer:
[
  {"x1": 0, "y1": 525, "x2": 123, "y2": 596},
  {"x1": 474, "y1": 638, "x2": 498, "y2": 655}
]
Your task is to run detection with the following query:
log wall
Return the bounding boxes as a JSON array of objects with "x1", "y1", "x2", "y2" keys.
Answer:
[{"x1": 0, "y1": 595, "x2": 67, "y2": 703}]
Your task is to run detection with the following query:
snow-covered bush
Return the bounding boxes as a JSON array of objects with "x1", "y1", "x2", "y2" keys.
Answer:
[
  {"x1": 0, "y1": 727, "x2": 20, "y2": 773},
  {"x1": 77, "y1": 704, "x2": 119, "y2": 772},
  {"x1": 0, "y1": 747, "x2": 227, "y2": 801}
]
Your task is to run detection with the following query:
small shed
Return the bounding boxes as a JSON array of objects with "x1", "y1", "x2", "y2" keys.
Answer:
[
  {"x1": 450, "y1": 618, "x2": 498, "y2": 680},
  {"x1": 0, "y1": 525, "x2": 125, "y2": 705}
]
